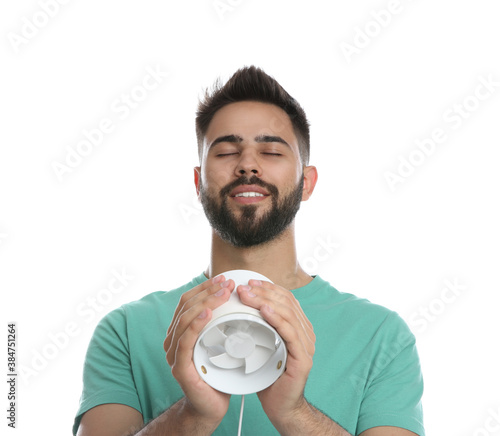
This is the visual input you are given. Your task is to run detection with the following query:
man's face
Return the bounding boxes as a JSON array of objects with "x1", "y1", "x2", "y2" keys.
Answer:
[{"x1": 195, "y1": 101, "x2": 316, "y2": 248}]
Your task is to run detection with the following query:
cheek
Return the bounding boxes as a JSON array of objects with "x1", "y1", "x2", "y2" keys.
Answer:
[
  {"x1": 279, "y1": 171, "x2": 304, "y2": 198},
  {"x1": 202, "y1": 166, "x2": 227, "y2": 192},
  {"x1": 274, "y1": 165, "x2": 302, "y2": 188}
]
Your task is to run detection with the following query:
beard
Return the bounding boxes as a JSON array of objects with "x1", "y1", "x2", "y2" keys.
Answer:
[{"x1": 199, "y1": 173, "x2": 304, "y2": 248}]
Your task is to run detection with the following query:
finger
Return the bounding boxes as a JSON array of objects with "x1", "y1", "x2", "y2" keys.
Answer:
[
  {"x1": 167, "y1": 275, "x2": 225, "y2": 337},
  {"x1": 170, "y1": 307, "x2": 213, "y2": 376},
  {"x1": 165, "y1": 284, "x2": 233, "y2": 364},
  {"x1": 251, "y1": 280, "x2": 314, "y2": 332},
  {"x1": 167, "y1": 285, "x2": 228, "y2": 362},
  {"x1": 242, "y1": 301, "x2": 314, "y2": 360},
  {"x1": 259, "y1": 304, "x2": 314, "y2": 370},
  {"x1": 165, "y1": 277, "x2": 234, "y2": 349},
  {"x1": 238, "y1": 282, "x2": 315, "y2": 351}
]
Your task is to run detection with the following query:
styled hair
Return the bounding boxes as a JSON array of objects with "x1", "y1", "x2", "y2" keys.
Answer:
[{"x1": 195, "y1": 66, "x2": 310, "y2": 164}]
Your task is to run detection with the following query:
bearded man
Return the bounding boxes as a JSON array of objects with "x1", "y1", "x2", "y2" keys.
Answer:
[{"x1": 74, "y1": 66, "x2": 425, "y2": 436}]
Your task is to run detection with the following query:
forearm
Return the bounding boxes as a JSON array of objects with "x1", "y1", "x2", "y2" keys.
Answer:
[
  {"x1": 269, "y1": 398, "x2": 352, "y2": 436},
  {"x1": 134, "y1": 397, "x2": 221, "y2": 436}
]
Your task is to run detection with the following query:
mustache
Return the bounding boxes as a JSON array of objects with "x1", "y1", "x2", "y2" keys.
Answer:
[{"x1": 219, "y1": 175, "x2": 279, "y2": 198}]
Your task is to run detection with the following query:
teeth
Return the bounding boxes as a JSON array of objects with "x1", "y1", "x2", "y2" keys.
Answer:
[{"x1": 235, "y1": 192, "x2": 265, "y2": 198}]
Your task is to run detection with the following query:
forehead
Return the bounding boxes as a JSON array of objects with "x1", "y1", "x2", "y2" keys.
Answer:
[{"x1": 204, "y1": 101, "x2": 298, "y2": 148}]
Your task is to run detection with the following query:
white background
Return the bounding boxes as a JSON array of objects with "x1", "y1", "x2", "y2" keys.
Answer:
[{"x1": 1, "y1": 0, "x2": 499, "y2": 435}]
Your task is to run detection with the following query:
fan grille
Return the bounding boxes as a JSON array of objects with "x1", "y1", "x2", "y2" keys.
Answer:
[{"x1": 201, "y1": 320, "x2": 277, "y2": 374}]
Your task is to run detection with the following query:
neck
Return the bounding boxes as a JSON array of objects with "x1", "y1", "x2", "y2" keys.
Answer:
[{"x1": 204, "y1": 223, "x2": 312, "y2": 290}]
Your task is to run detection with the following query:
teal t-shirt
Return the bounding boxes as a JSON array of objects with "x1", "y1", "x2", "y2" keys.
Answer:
[{"x1": 73, "y1": 273, "x2": 424, "y2": 435}]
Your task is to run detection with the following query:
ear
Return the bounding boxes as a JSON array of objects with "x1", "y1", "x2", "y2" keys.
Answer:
[
  {"x1": 301, "y1": 165, "x2": 318, "y2": 201},
  {"x1": 194, "y1": 166, "x2": 201, "y2": 198}
]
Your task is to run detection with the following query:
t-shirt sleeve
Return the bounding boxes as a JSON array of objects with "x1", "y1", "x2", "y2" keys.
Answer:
[
  {"x1": 356, "y1": 313, "x2": 425, "y2": 436},
  {"x1": 72, "y1": 307, "x2": 142, "y2": 435}
]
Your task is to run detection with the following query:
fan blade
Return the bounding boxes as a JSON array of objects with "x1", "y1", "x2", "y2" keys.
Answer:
[
  {"x1": 236, "y1": 320, "x2": 252, "y2": 332},
  {"x1": 202, "y1": 326, "x2": 227, "y2": 347},
  {"x1": 251, "y1": 325, "x2": 276, "y2": 350},
  {"x1": 209, "y1": 353, "x2": 244, "y2": 369},
  {"x1": 226, "y1": 320, "x2": 251, "y2": 334},
  {"x1": 244, "y1": 346, "x2": 274, "y2": 374}
]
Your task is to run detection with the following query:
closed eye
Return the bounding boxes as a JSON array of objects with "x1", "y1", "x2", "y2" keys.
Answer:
[{"x1": 216, "y1": 152, "x2": 239, "y2": 157}]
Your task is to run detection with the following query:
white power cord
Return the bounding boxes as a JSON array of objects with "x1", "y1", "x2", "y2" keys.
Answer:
[{"x1": 237, "y1": 395, "x2": 245, "y2": 436}]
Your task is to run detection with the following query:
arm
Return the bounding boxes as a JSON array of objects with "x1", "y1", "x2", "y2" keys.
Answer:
[
  {"x1": 76, "y1": 398, "x2": 223, "y2": 436},
  {"x1": 268, "y1": 398, "x2": 352, "y2": 436},
  {"x1": 360, "y1": 427, "x2": 419, "y2": 436},
  {"x1": 134, "y1": 397, "x2": 224, "y2": 436},
  {"x1": 237, "y1": 280, "x2": 424, "y2": 436},
  {"x1": 237, "y1": 281, "x2": 422, "y2": 436},
  {"x1": 77, "y1": 404, "x2": 143, "y2": 436},
  {"x1": 76, "y1": 276, "x2": 236, "y2": 436},
  {"x1": 160, "y1": 274, "x2": 236, "y2": 434},
  {"x1": 237, "y1": 279, "x2": 351, "y2": 435}
]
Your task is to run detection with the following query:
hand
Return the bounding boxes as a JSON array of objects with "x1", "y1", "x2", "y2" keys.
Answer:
[
  {"x1": 164, "y1": 275, "x2": 235, "y2": 424},
  {"x1": 237, "y1": 279, "x2": 316, "y2": 424}
]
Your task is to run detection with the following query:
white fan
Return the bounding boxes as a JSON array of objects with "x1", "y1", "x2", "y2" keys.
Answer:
[{"x1": 193, "y1": 270, "x2": 287, "y2": 395}]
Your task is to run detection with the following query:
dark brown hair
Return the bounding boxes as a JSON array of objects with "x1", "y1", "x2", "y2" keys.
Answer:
[{"x1": 195, "y1": 66, "x2": 310, "y2": 164}]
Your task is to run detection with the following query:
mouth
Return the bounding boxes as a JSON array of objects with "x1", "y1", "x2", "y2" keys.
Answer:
[{"x1": 229, "y1": 185, "x2": 270, "y2": 204}]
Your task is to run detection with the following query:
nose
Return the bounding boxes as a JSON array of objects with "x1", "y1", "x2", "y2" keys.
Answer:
[{"x1": 234, "y1": 149, "x2": 262, "y2": 177}]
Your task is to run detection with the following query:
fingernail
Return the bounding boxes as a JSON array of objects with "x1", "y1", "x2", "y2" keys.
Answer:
[
  {"x1": 213, "y1": 275, "x2": 224, "y2": 284},
  {"x1": 215, "y1": 288, "x2": 225, "y2": 297},
  {"x1": 198, "y1": 309, "x2": 208, "y2": 319},
  {"x1": 240, "y1": 285, "x2": 251, "y2": 292},
  {"x1": 221, "y1": 280, "x2": 231, "y2": 288},
  {"x1": 250, "y1": 279, "x2": 262, "y2": 286}
]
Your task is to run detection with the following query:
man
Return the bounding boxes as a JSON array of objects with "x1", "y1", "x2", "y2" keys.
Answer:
[{"x1": 74, "y1": 66, "x2": 425, "y2": 435}]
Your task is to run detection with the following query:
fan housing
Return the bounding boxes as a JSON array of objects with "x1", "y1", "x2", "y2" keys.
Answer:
[{"x1": 193, "y1": 270, "x2": 287, "y2": 395}]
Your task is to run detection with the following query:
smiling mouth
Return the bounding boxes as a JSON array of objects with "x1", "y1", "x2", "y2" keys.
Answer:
[
  {"x1": 233, "y1": 192, "x2": 266, "y2": 198},
  {"x1": 222, "y1": 176, "x2": 277, "y2": 204},
  {"x1": 230, "y1": 190, "x2": 270, "y2": 204}
]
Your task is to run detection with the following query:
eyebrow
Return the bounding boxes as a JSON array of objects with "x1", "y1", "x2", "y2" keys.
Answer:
[
  {"x1": 254, "y1": 134, "x2": 290, "y2": 148},
  {"x1": 208, "y1": 134, "x2": 290, "y2": 149},
  {"x1": 208, "y1": 134, "x2": 243, "y2": 149}
]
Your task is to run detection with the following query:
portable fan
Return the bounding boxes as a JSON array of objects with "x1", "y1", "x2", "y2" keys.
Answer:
[{"x1": 193, "y1": 270, "x2": 287, "y2": 395}]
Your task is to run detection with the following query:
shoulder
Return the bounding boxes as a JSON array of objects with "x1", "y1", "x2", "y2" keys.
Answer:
[
  {"x1": 297, "y1": 275, "x2": 400, "y2": 318},
  {"x1": 95, "y1": 273, "x2": 207, "y2": 331},
  {"x1": 300, "y1": 275, "x2": 415, "y2": 345}
]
